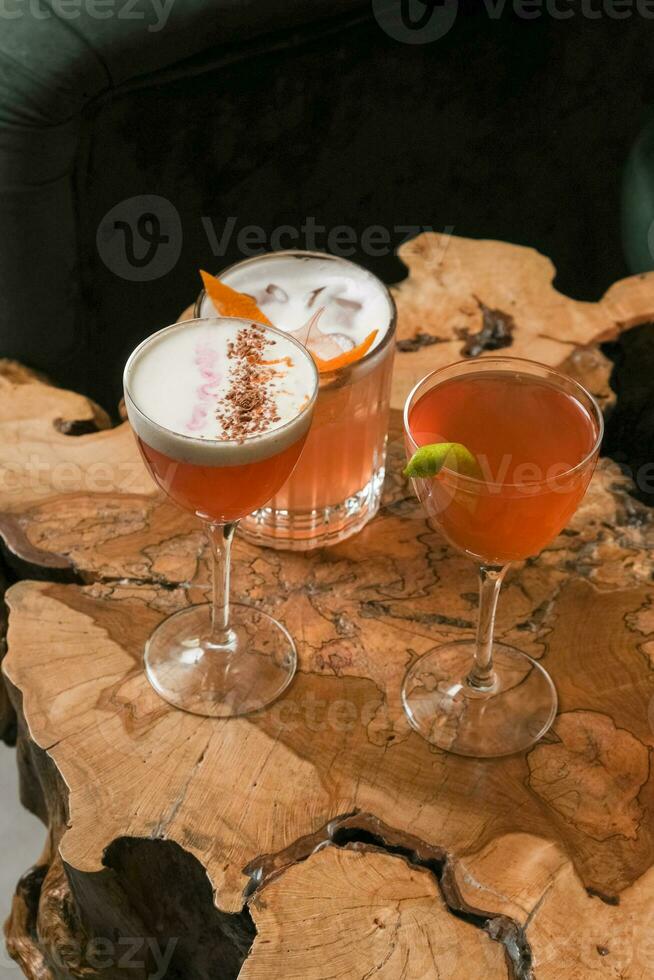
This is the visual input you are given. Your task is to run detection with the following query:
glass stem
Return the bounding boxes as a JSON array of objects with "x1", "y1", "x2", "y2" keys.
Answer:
[
  {"x1": 205, "y1": 521, "x2": 238, "y2": 645},
  {"x1": 467, "y1": 563, "x2": 508, "y2": 691}
]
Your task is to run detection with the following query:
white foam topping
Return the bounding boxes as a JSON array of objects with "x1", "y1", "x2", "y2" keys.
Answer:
[
  {"x1": 199, "y1": 252, "x2": 394, "y2": 354},
  {"x1": 124, "y1": 317, "x2": 317, "y2": 466}
]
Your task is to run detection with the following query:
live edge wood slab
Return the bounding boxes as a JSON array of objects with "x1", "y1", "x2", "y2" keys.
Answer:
[{"x1": 2, "y1": 234, "x2": 654, "y2": 979}]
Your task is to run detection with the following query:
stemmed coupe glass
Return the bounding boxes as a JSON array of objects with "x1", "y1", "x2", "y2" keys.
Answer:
[
  {"x1": 403, "y1": 356, "x2": 603, "y2": 757},
  {"x1": 124, "y1": 316, "x2": 318, "y2": 718}
]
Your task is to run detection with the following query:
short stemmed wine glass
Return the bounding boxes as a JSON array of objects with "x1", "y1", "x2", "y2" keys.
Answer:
[
  {"x1": 403, "y1": 356, "x2": 603, "y2": 757},
  {"x1": 124, "y1": 316, "x2": 318, "y2": 718}
]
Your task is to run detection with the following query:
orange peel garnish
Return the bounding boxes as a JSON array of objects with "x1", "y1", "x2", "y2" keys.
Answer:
[
  {"x1": 313, "y1": 330, "x2": 378, "y2": 373},
  {"x1": 199, "y1": 270, "x2": 378, "y2": 373},
  {"x1": 200, "y1": 270, "x2": 272, "y2": 326}
]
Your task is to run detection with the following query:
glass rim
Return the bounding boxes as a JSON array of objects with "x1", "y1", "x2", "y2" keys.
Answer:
[
  {"x1": 194, "y1": 249, "x2": 398, "y2": 375},
  {"x1": 123, "y1": 315, "x2": 320, "y2": 452},
  {"x1": 403, "y1": 355, "x2": 605, "y2": 491}
]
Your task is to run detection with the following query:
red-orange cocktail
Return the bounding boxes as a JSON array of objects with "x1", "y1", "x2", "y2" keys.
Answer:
[
  {"x1": 403, "y1": 357, "x2": 602, "y2": 758},
  {"x1": 407, "y1": 368, "x2": 599, "y2": 563},
  {"x1": 137, "y1": 436, "x2": 308, "y2": 525},
  {"x1": 124, "y1": 316, "x2": 318, "y2": 719}
]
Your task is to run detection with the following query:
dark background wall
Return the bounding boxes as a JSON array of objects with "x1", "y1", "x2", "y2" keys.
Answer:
[{"x1": 53, "y1": 8, "x2": 654, "y2": 407}]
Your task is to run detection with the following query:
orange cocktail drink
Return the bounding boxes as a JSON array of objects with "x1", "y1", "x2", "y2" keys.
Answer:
[
  {"x1": 137, "y1": 437, "x2": 308, "y2": 525},
  {"x1": 402, "y1": 357, "x2": 602, "y2": 758},
  {"x1": 124, "y1": 315, "x2": 318, "y2": 719},
  {"x1": 197, "y1": 251, "x2": 396, "y2": 549},
  {"x1": 407, "y1": 363, "x2": 599, "y2": 563}
]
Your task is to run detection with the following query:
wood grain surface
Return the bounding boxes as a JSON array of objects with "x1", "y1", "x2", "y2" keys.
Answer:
[{"x1": 2, "y1": 235, "x2": 654, "y2": 979}]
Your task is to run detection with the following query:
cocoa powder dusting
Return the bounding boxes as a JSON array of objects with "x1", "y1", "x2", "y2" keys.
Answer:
[{"x1": 216, "y1": 324, "x2": 283, "y2": 441}]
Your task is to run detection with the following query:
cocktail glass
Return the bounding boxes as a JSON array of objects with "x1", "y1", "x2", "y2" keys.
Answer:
[
  {"x1": 196, "y1": 251, "x2": 396, "y2": 550},
  {"x1": 403, "y1": 357, "x2": 603, "y2": 757},
  {"x1": 124, "y1": 316, "x2": 318, "y2": 718}
]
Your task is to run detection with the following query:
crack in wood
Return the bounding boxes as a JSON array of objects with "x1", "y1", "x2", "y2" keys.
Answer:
[{"x1": 244, "y1": 812, "x2": 533, "y2": 980}]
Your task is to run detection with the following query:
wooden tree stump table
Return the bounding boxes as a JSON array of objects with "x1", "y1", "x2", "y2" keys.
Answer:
[{"x1": 2, "y1": 235, "x2": 654, "y2": 979}]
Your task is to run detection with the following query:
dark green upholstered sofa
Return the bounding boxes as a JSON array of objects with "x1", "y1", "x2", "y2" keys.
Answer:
[
  {"x1": 623, "y1": 113, "x2": 654, "y2": 275},
  {"x1": 0, "y1": 5, "x2": 651, "y2": 409}
]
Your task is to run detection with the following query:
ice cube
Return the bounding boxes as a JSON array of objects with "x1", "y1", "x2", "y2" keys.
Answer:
[
  {"x1": 329, "y1": 334, "x2": 356, "y2": 353},
  {"x1": 335, "y1": 297, "x2": 362, "y2": 313},
  {"x1": 289, "y1": 308, "x2": 345, "y2": 360},
  {"x1": 305, "y1": 287, "x2": 326, "y2": 309},
  {"x1": 320, "y1": 288, "x2": 364, "y2": 330},
  {"x1": 264, "y1": 283, "x2": 289, "y2": 303}
]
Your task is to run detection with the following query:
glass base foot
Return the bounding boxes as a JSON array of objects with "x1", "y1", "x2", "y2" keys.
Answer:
[
  {"x1": 239, "y1": 464, "x2": 385, "y2": 551},
  {"x1": 401, "y1": 641, "x2": 557, "y2": 757},
  {"x1": 144, "y1": 602, "x2": 297, "y2": 718}
]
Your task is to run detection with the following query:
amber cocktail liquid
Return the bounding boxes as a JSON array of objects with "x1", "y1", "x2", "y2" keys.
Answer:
[
  {"x1": 408, "y1": 369, "x2": 598, "y2": 563},
  {"x1": 138, "y1": 434, "x2": 308, "y2": 526},
  {"x1": 197, "y1": 251, "x2": 396, "y2": 549}
]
